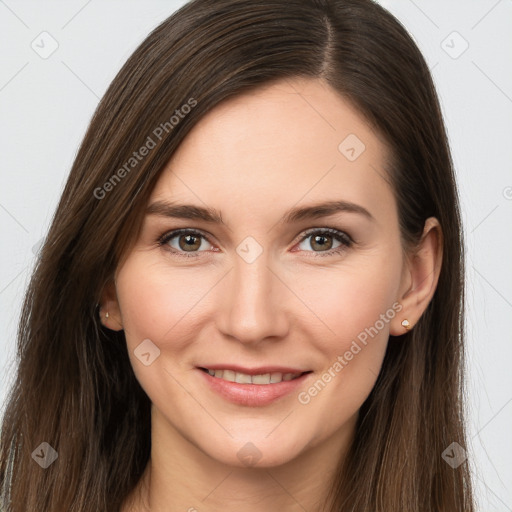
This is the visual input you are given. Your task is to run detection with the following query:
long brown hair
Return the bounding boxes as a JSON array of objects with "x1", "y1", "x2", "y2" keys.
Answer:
[{"x1": 0, "y1": 0, "x2": 474, "y2": 510}]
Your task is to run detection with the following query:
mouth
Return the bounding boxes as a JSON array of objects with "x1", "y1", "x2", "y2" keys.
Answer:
[
  {"x1": 197, "y1": 367, "x2": 312, "y2": 385},
  {"x1": 196, "y1": 366, "x2": 314, "y2": 406}
]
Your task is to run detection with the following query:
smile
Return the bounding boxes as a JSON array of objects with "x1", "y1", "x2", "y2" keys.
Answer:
[{"x1": 199, "y1": 367, "x2": 305, "y2": 385}]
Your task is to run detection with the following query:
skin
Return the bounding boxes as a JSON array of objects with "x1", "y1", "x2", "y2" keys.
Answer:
[{"x1": 101, "y1": 77, "x2": 442, "y2": 512}]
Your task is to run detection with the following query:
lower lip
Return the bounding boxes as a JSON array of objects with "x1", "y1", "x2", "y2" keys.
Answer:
[{"x1": 197, "y1": 368, "x2": 311, "y2": 407}]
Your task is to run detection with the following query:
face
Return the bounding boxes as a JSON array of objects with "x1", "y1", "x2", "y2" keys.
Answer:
[{"x1": 108, "y1": 77, "x2": 410, "y2": 468}]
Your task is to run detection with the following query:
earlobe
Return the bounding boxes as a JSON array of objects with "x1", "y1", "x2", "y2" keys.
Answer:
[
  {"x1": 390, "y1": 217, "x2": 443, "y2": 336},
  {"x1": 98, "y1": 280, "x2": 124, "y2": 331}
]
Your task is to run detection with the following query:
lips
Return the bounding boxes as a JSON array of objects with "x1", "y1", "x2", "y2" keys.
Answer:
[{"x1": 196, "y1": 365, "x2": 313, "y2": 406}]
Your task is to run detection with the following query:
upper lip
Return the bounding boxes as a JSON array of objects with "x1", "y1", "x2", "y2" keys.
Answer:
[{"x1": 197, "y1": 364, "x2": 311, "y2": 375}]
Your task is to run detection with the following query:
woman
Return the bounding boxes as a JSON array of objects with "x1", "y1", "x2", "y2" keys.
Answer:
[{"x1": 0, "y1": 0, "x2": 475, "y2": 510}]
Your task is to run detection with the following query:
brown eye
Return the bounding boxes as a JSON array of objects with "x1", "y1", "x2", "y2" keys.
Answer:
[
  {"x1": 159, "y1": 229, "x2": 213, "y2": 257},
  {"x1": 296, "y1": 228, "x2": 353, "y2": 256}
]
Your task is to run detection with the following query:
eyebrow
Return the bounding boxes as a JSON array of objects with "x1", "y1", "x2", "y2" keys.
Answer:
[{"x1": 145, "y1": 199, "x2": 375, "y2": 225}]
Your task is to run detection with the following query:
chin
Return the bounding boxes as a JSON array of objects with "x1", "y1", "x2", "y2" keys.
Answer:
[{"x1": 201, "y1": 435, "x2": 305, "y2": 469}]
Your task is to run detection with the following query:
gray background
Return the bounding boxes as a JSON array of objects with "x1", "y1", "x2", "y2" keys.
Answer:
[{"x1": 0, "y1": 0, "x2": 511, "y2": 509}]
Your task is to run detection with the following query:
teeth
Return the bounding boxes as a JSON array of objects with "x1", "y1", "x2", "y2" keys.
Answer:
[
  {"x1": 270, "y1": 372, "x2": 282, "y2": 383},
  {"x1": 204, "y1": 368, "x2": 301, "y2": 384},
  {"x1": 235, "y1": 372, "x2": 252, "y2": 384},
  {"x1": 223, "y1": 369, "x2": 236, "y2": 382},
  {"x1": 252, "y1": 373, "x2": 270, "y2": 384}
]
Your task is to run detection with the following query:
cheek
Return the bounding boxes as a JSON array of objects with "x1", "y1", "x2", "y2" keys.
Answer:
[
  {"x1": 115, "y1": 258, "x2": 208, "y2": 350},
  {"x1": 114, "y1": 258, "x2": 216, "y2": 401},
  {"x1": 297, "y1": 252, "x2": 401, "y2": 391},
  {"x1": 294, "y1": 272, "x2": 397, "y2": 428},
  {"x1": 299, "y1": 256, "x2": 400, "y2": 341}
]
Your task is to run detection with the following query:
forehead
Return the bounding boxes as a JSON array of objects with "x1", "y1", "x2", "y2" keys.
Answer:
[{"x1": 150, "y1": 77, "x2": 395, "y2": 227}]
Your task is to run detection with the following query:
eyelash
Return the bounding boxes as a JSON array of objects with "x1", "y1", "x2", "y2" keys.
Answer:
[{"x1": 157, "y1": 227, "x2": 354, "y2": 259}]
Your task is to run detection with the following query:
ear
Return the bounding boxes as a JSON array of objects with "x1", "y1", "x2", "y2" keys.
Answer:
[
  {"x1": 98, "y1": 279, "x2": 124, "y2": 331},
  {"x1": 390, "y1": 217, "x2": 443, "y2": 336}
]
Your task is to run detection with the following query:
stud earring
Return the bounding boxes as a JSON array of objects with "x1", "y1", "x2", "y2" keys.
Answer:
[
  {"x1": 401, "y1": 319, "x2": 410, "y2": 330},
  {"x1": 105, "y1": 311, "x2": 109, "y2": 319}
]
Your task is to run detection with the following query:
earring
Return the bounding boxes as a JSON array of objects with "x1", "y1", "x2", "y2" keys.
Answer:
[
  {"x1": 105, "y1": 311, "x2": 110, "y2": 319},
  {"x1": 401, "y1": 319, "x2": 410, "y2": 330}
]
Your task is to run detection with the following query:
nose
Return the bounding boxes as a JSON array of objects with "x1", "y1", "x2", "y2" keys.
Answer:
[{"x1": 215, "y1": 249, "x2": 289, "y2": 345}]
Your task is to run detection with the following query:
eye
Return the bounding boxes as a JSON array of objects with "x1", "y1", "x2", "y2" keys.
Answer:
[
  {"x1": 158, "y1": 229, "x2": 215, "y2": 258},
  {"x1": 158, "y1": 227, "x2": 354, "y2": 259},
  {"x1": 294, "y1": 228, "x2": 353, "y2": 257}
]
